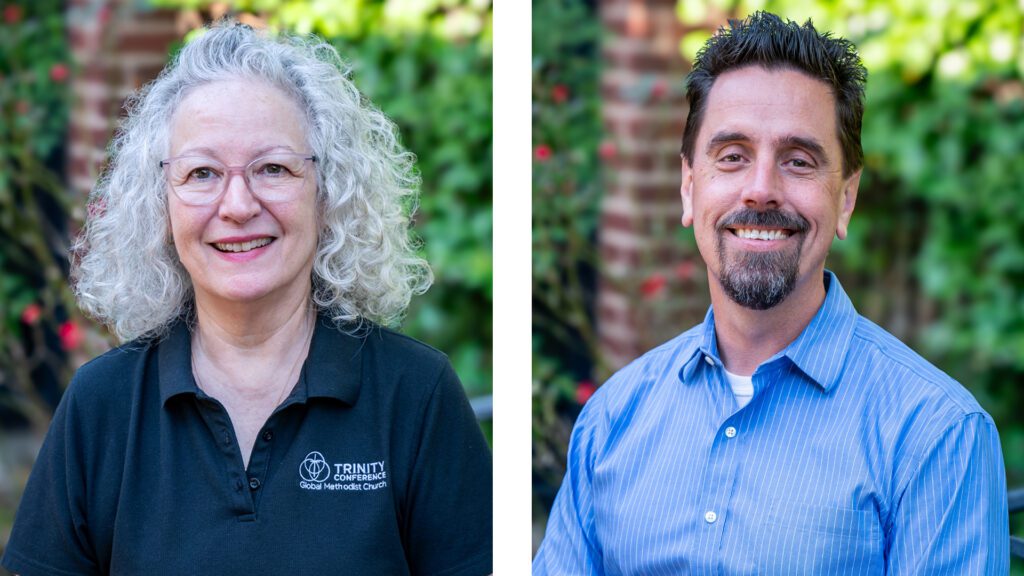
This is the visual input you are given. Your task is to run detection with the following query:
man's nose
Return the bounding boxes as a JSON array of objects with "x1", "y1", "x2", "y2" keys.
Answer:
[{"x1": 740, "y1": 158, "x2": 782, "y2": 209}]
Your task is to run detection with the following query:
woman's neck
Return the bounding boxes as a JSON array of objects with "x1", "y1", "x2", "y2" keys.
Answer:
[{"x1": 191, "y1": 294, "x2": 315, "y2": 397}]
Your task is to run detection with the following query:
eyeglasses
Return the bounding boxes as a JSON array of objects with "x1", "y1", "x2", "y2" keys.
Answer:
[{"x1": 159, "y1": 153, "x2": 317, "y2": 206}]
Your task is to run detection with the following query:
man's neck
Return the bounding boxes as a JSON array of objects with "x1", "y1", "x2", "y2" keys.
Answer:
[{"x1": 709, "y1": 270, "x2": 827, "y2": 376}]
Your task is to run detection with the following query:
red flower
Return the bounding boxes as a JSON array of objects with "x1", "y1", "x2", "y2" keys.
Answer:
[
  {"x1": 598, "y1": 141, "x2": 617, "y2": 161},
  {"x1": 576, "y1": 380, "x2": 596, "y2": 405},
  {"x1": 20, "y1": 303, "x2": 41, "y2": 325},
  {"x1": 14, "y1": 99, "x2": 29, "y2": 114},
  {"x1": 58, "y1": 321, "x2": 84, "y2": 350},
  {"x1": 49, "y1": 63, "x2": 69, "y2": 83},
  {"x1": 534, "y1": 144, "x2": 552, "y2": 162},
  {"x1": 4, "y1": 5, "x2": 22, "y2": 24},
  {"x1": 674, "y1": 260, "x2": 695, "y2": 282},
  {"x1": 552, "y1": 84, "x2": 569, "y2": 103},
  {"x1": 98, "y1": 4, "x2": 112, "y2": 24},
  {"x1": 650, "y1": 79, "x2": 668, "y2": 100},
  {"x1": 640, "y1": 273, "x2": 667, "y2": 299}
]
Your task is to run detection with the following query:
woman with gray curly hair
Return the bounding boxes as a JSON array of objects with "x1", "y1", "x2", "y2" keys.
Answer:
[{"x1": 3, "y1": 21, "x2": 491, "y2": 576}]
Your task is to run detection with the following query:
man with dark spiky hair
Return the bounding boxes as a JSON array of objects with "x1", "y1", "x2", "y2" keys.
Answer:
[{"x1": 534, "y1": 12, "x2": 1008, "y2": 575}]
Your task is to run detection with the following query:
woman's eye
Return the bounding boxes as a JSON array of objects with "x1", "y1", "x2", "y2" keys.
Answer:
[
  {"x1": 258, "y1": 163, "x2": 288, "y2": 176},
  {"x1": 189, "y1": 167, "x2": 215, "y2": 180}
]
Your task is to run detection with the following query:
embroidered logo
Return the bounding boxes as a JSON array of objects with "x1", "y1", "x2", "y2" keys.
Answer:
[
  {"x1": 298, "y1": 451, "x2": 388, "y2": 492},
  {"x1": 299, "y1": 451, "x2": 331, "y2": 482}
]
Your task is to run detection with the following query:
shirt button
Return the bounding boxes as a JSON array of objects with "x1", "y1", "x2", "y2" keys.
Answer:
[
  {"x1": 249, "y1": 477, "x2": 261, "y2": 491},
  {"x1": 725, "y1": 426, "x2": 737, "y2": 438},
  {"x1": 704, "y1": 355, "x2": 714, "y2": 366},
  {"x1": 704, "y1": 510, "x2": 717, "y2": 524},
  {"x1": 262, "y1": 430, "x2": 273, "y2": 442}
]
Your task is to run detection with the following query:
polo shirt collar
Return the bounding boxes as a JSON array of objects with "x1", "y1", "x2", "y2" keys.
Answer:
[
  {"x1": 678, "y1": 270, "x2": 857, "y2": 393},
  {"x1": 158, "y1": 312, "x2": 364, "y2": 406}
]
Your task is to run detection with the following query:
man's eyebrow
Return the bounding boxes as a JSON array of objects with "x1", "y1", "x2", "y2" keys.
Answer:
[
  {"x1": 705, "y1": 131, "x2": 749, "y2": 155},
  {"x1": 705, "y1": 131, "x2": 831, "y2": 166},
  {"x1": 775, "y1": 135, "x2": 830, "y2": 166}
]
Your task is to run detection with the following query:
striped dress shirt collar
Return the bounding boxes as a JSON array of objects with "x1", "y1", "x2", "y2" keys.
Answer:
[{"x1": 681, "y1": 270, "x2": 855, "y2": 393}]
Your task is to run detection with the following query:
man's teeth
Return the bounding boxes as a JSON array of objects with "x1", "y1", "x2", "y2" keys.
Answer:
[
  {"x1": 213, "y1": 238, "x2": 273, "y2": 252},
  {"x1": 734, "y1": 228, "x2": 789, "y2": 241}
]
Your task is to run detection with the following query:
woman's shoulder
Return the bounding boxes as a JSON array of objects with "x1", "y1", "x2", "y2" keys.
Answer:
[
  {"x1": 64, "y1": 337, "x2": 160, "y2": 410},
  {"x1": 320, "y1": 318, "x2": 451, "y2": 370}
]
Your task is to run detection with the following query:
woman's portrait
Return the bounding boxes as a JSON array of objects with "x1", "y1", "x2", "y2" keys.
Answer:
[{"x1": 1, "y1": 10, "x2": 491, "y2": 575}]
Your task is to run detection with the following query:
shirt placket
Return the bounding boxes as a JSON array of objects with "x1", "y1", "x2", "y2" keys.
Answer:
[
  {"x1": 193, "y1": 392, "x2": 256, "y2": 519},
  {"x1": 694, "y1": 357, "x2": 745, "y2": 576}
]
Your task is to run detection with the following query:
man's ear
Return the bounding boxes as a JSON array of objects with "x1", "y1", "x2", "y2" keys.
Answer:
[
  {"x1": 680, "y1": 156, "x2": 694, "y2": 228},
  {"x1": 835, "y1": 168, "x2": 861, "y2": 240}
]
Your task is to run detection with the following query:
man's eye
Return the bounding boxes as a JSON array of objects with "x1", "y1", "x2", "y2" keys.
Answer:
[
  {"x1": 787, "y1": 158, "x2": 815, "y2": 170},
  {"x1": 720, "y1": 154, "x2": 743, "y2": 163}
]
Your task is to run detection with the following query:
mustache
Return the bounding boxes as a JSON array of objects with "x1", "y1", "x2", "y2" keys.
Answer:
[{"x1": 716, "y1": 208, "x2": 810, "y2": 233}]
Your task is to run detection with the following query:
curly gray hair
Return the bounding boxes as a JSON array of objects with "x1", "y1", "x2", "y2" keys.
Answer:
[{"x1": 72, "y1": 21, "x2": 433, "y2": 342}]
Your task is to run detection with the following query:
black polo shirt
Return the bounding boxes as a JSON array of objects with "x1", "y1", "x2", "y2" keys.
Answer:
[{"x1": 2, "y1": 316, "x2": 492, "y2": 576}]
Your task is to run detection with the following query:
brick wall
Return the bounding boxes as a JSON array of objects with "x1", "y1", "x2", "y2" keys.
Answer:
[
  {"x1": 66, "y1": 3, "x2": 181, "y2": 203},
  {"x1": 596, "y1": 0, "x2": 712, "y2": 373}
]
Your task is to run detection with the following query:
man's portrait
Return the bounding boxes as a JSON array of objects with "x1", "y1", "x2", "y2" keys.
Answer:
[{"x1": 533, "y1": 1, "x2": 1023, "y2": 573}]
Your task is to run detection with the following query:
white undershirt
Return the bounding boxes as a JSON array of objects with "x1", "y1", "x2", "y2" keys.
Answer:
[{"x1": 724, "y1": 369, "x2": 754, "y2": 409}]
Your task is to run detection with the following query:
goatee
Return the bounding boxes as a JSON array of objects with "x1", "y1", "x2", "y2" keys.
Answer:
[{"x1": 715, "y1": 208, "x2": 808, "y2": 310}]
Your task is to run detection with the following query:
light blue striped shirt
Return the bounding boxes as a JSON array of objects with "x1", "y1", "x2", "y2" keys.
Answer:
[{"x1": 534, "y1": 271, "x2": 1009, "y2": 575}]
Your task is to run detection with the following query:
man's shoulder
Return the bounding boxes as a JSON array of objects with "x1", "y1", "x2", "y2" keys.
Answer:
[
  {"x1": 848, "y1": 314, "x2": 988, "y2": 419},
  {"x1": 589, "y1": 324, "x2": 703, "y2": 415}
]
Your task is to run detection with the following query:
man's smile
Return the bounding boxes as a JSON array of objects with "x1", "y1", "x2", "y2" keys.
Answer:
[{"x1": 728, "y1": 227, "x2": 793, "y2": 241}]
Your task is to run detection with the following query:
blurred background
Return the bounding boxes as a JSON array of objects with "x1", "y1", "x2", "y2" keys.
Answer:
[
  {"x1": 532, "y1": 0, "x2": 1024, "y2": 566},
  {"x1": 0, "y1": 0, "x2": 491, "y2": 563}
]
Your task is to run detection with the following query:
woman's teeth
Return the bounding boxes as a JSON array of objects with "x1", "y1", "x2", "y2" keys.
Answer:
[{"x1": 213, "y1": 238, "x2": 273, "y2": 252}]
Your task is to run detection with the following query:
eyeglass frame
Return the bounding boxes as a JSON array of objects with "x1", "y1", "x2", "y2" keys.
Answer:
[{"x1": 158, "y1": 152, "x2": 318, "y2": 206}]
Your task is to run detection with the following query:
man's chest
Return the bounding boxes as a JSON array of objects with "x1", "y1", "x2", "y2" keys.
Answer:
[{"x1": 590, "y1": 386, "x2": 887, "y2": 575}]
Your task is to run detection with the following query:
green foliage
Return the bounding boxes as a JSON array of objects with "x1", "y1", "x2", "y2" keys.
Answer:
[
  {"x1": 531, "y1": 0, "x2": 604, "y2": 494},
  {"x1": 335, "y1": 32, "x2": 493, "y2": 398},
  {"x1": 0, "y1": 0, "x2": 87, "y2": 433}
]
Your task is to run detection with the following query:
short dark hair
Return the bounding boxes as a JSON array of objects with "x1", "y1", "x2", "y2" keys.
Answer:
[{"x1": 680, "y1": 11, "x2": 867, "y2": 177}]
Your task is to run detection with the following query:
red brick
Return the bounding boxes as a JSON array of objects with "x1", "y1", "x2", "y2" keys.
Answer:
[
  {"x1": 115, "y1": 31, "x2": 179, "y2": 52},
  {"x1": 600, "y1": 242, "x2": 641, "y2": 267}
]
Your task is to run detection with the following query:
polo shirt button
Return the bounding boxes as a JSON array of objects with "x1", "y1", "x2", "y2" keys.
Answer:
[
  {"x1": 223, "y1": 434, "x2": 231, "y2": 446},
  {"x1": 262, "y1": 430, "x2": 273, "y2": 442},
  {"x1": 704, "y1": 355, "x2": 714, "y2": 366},
  {"x1": 704, "y1": 510, "x2": 717, "y2": 524},
  {"x1": 725, "y1": 426, "x2": 737, "y2": 438},
  {"x1": 249, "y1": 477, "x2": 261, "y2": 491}
]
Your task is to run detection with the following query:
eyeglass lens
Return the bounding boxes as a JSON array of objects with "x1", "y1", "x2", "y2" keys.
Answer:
[{"x1": 163, "y1": 153, "x2": 314, "y2": 205}]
